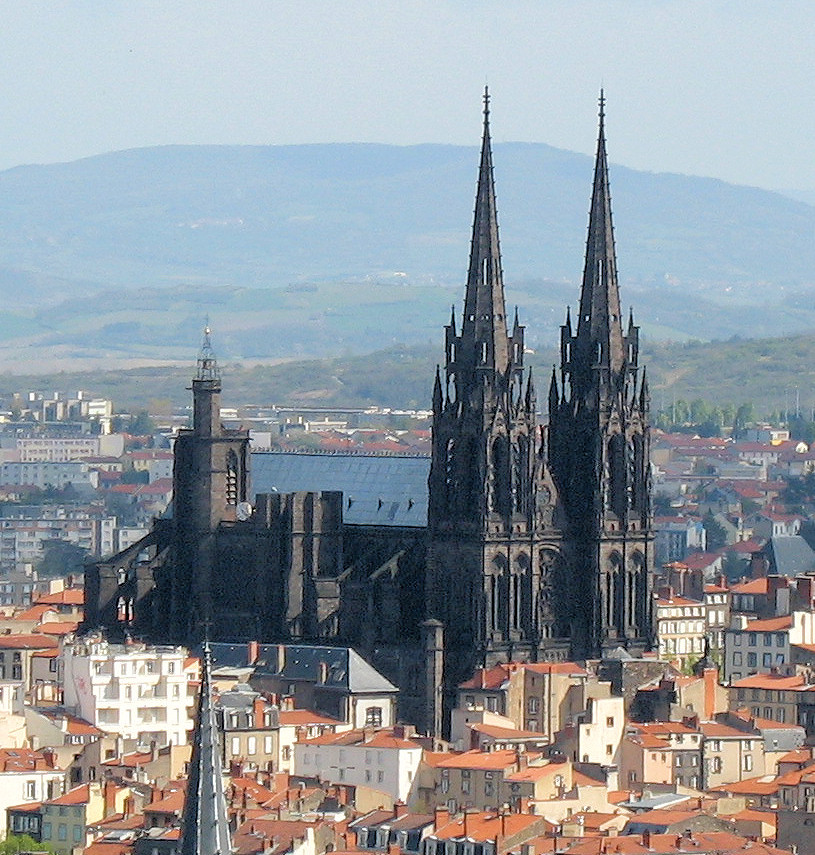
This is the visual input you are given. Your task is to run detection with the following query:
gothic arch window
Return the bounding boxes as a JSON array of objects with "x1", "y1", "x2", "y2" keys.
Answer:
[
  {"x1": 515, "y1": 552, "x2": 532, "y2": 635},
  {"x1": 606, "y1": 552, "x2": 624, "y2": 634},
  {"x1": 491, "y1": 436, "x2": 511, "y2": 517},
  {"x1": 514, "y1": 435, "x2": 530, "y2": 515},
  {"x1": 226, "y1": 450, "x2": 239, "y2": 506},
  {"x1": 631, "y1": 435, "x2": 644, "y2": 511},
  {"x1": 608, "y1": 434, "x2": 627, "y2": 517},
  {"x1": 630, "y1": 551, "x2": 646, "y2": 632},
  {"x1": 491, "y1": 555, "x2": 508, "y2": 637},
  {"x1": 539, "y1": 549, "x2": 566, "y2": 638}
]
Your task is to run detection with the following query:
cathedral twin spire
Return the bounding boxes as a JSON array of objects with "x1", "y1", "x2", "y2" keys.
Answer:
[
  {"x1": 459, "y1": 88, "x2": 512, "y2": 377},
  {"x1": 576, "y1": 91, "x2": 627, "y2": 384}
]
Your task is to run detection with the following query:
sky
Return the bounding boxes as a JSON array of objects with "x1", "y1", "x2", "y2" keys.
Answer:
[{"x1": 0, "y1": 1, "x2": 813, "y2": 190}]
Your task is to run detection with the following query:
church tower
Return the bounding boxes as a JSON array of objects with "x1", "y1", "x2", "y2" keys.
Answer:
[
  {"x1": 170, "y1": 326, "x2": 251, "y2": 642},
  {"x1": 548, "y1": 94, "x2": 654, "y2": 658},
  {"x1": 427, "y1": 91, "x2": 567, "y2": 694}
]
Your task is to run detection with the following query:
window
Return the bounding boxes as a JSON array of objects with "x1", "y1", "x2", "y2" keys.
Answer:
[
  {"x1": 264, "y1": 736, "x2": 273, "y2": 754},
  {"x1": 365, "y1": 770, "x2": 371, "y2": 782},
  {"x1": 528, "y1": 698, "x2": 539, "y2": 714},
  {"x1": 377, "y1": 770, "x2": 384, "y2": 782},
  {"x1": 441, "y1": 770, "x2": 449, "y2": 793},
  {"x1": 733, "y1": 652, "x2": 742, "y2": 665},
  {"x1": 58, "y1": 824, "x2": 67, "y2": 841},
  {"x1": 25, "y1": 781, "x2": 35, "y2": 799},
  {"x1": 606, "y1": 717, "x2": 614, "y2": 727},
  {"x1": 748, "y1": 653, "x2": 757, "y2": 667},
  {"x1": 743, "y1": 755, "x2": 753, "y2": 772},
  {"x1": 777, "y1": 633, "x2": 786, "y2": 647},
  {"x1": 42, "y1": 823, "x2": 51, "y2": 838},
  {"x1": 247, "y1": 736, "x2": 256, "y2": 755},
  {"x1": 749, "y1": 633, "x2": 757, "y2": 646},
  {"x1": 231, "y1": 737, "x2": 240, "y2": 757},
  {"x1": 365, "y1": 707, "x2": 383, "y2": 727},
  {"x1": 462, "y1": 770, "x2": 471, "y2": 794},
  {"x1": 282, "y1": 746, "x2": 290, "y2": 760},
  {"x1": 734, "y1": 634, "x2": 743, "y2": 646},
  {"x1": 73, "y1": 824, "x2": 83, "y2": 842},
  {"x1": 764, "y1": 634, "x2": 772, "y2": 647},
  {"x1": 167, "y1": 661, "x2": 175, "y2": 674},
  {"x1": 763, "y1": 653, "x2": 772, "y2": 667},
  {"x1": 606, "y1": 744, "x2": 613, "y2": 755}
]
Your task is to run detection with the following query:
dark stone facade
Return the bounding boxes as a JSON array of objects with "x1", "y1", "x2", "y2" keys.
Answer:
[{"x1": 83, "y1": 93, "x2": 655, "y2": 734}]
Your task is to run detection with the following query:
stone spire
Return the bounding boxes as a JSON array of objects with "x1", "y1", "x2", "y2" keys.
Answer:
[
  {"x1": 180, "y1": 641, "x2": 233, "y2": 855},
  {"x1": 574, "y1": 91, "x2": 626, "y2": 389},
  {"x1": 458, "y1": 86, "x2": 511, "y2": 377}
]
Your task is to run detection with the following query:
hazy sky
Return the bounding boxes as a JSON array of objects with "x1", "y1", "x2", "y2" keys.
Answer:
[{"x1": 1, "y1": 1, "x2": 813, "y2": 190}]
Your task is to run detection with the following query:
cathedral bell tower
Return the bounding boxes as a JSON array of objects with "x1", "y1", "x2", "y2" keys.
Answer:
[
  {"x1": 427, "y1": 91, "x2": 567, "y2": 697},
  {"x1": 170, "y1": 326, "x2": 251, "y2": 643},
  {"x1": 548, "y1": 94, "x2": 654, "y2": 658}
]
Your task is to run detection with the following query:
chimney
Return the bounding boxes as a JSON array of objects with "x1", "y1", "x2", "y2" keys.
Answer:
[
  {"x1": 642, "y1": 829, "x2": 650, "y2": 848},
  {"x1": 434, "y1": 806, "x2": 449, "y2": 828},
  {"x1": 103, "y1": 779, "x2": 117, "y2": 815},
  {"x1": 254, "y1": 696, "x2": 265, "y2": 728},
  {"x1": 247, "y1": 640, "x2": 259, "y2": 665},
  {"x1": 277, "y1": 644, "x2": 286, "y2": 673},
  {"x1": 394, "y1": 801, "x2": 408, "y2": 819},
  {"x1": 703, "y1": 666, "x2": 717, "y2": 720}
]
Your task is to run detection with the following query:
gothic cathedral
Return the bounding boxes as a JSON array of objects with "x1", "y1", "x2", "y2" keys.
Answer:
[{"x1": 427, "y1": 92, "x2": 654, "y2": 689}]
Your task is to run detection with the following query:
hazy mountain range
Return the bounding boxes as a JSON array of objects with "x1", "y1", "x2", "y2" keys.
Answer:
[{"x1": 0, "y1": 142, "x2": 813, "y2": 371}]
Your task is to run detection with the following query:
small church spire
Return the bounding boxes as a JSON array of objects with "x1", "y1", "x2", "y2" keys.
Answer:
[
  {"x1": 196, "y1": 319, "x2": 221, "y2": 384},
  {"x1": 575, "y1": 90, "x2": 625, "y2": 383},
  {"x1": 179, "y1": 641, "x2": 233, "y2": 855},
  {"x1": 459, "y1": 86, "x2": 511, "y2": 376}
]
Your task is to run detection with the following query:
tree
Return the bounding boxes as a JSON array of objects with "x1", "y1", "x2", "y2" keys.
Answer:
[
  {"x1": 0, "y1": 834, "x2": 55, "y2": 853},
  {"x1": 703, "y1": 511, "x2": 728, "y2": 552},
  {"x1": 129, "y1": 410, "x2": 155, "y2": 435}
]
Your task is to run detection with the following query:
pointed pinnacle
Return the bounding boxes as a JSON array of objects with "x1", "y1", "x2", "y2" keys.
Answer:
[
  {"x1": 513, "y1": 305, "x2": 520, "y2": 329},
  {"x1": 433, "y1": 366, "x2": 443, "y2": 410},
  {"x1": 526, "y1": 367, "x2": 536, "y2": 408},
  {"x1": 548, "y1": 365, "x2": 559, "y2": 410},
  {"x1": 565, "y1": 305, "x2": 572, "y2": 335}
]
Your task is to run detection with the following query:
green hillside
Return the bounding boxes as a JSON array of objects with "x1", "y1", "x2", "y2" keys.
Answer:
[{"x1": 4, "y1": 333, "x2": 815, "y2": 419}]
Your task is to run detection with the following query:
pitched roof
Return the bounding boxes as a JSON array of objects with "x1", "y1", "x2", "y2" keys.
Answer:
[{"x1": 251, "y1": 451, "x2": 429, "y2": 527}]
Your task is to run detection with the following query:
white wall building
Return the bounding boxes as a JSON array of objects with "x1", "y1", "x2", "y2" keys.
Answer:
[
  {"x1": 293, "y1": 726, "x2": 423, "y2": 802},
  {"x1": 17, "y1": 434, "x2": 124, "y2": 463},
  {"x1": 577, "y1": 695, "x2": 625, "y2": 767},
  {"x1": 62, "y1": 639, "x2": 196, "y2": 746},
  {"x1": 0, "y1": 461, "x2": 99, "y2": 490}
]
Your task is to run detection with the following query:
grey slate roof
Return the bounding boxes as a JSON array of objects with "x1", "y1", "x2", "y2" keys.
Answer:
[
  {"x1": 766, "y1": 535, "x2": 815, "y2": 576},
  {"x1": 251, "y1": 643, "x2": 397, "y2": 694},
  {"x1": 250, "y1": 451, "x2": 429, "y2": 527}
]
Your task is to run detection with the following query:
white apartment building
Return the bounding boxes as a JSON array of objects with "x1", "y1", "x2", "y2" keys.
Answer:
[
  {"x1": 293, "y1": 726, "x2": 423, "y2": 802},
  {"x1": 16, "y1": 434, "x2": 124, "y2": 463},
  {"x1": 62, "y1": 639, "x2": 196, "y2": 746},
  {"x1": 0, "y1": 461, "x2": 99, "y2": 490},
  {"x1": 0, "y1": 513, "x2": 115, "y2": 570}
]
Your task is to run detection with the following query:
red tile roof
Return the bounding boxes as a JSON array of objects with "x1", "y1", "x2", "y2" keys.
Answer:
[{"x1": 35, "y1": 588, "x2": 84, "y2": 606}]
